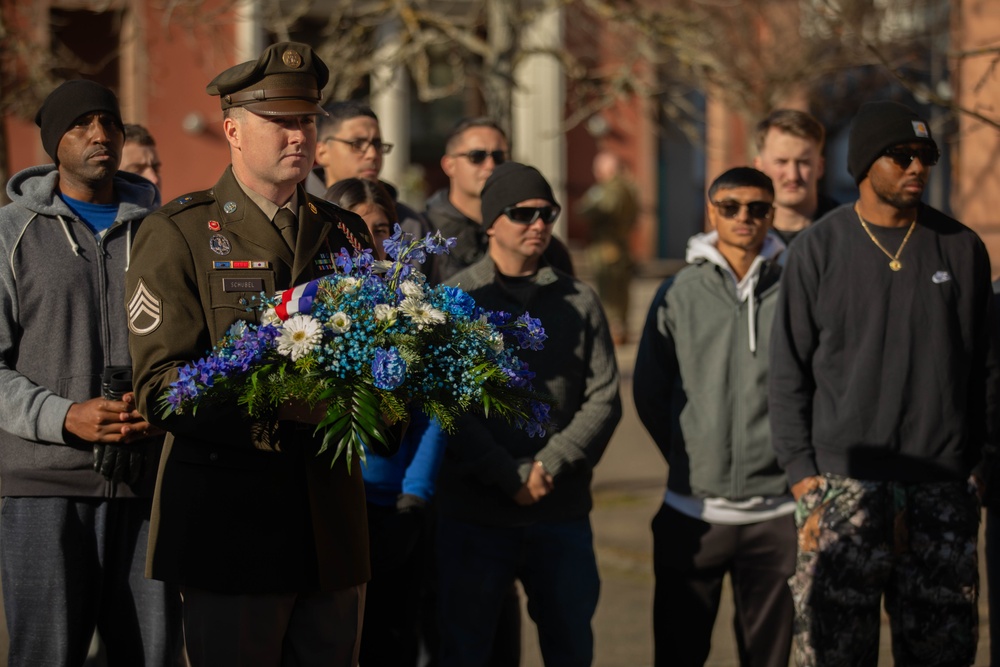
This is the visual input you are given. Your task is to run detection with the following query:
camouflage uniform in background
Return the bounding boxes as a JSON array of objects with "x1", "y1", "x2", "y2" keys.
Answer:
[
  {"x1": 791, "y1": 474, "x2": 980, "y2": 666},
  {"x1": 579, "y1": 172, "x2": 638, "y2": 344}
]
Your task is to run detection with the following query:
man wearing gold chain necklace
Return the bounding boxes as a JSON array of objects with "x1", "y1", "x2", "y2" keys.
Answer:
[{"x1": 769, "y1": 100, "x2": 1000, "y2": 666}]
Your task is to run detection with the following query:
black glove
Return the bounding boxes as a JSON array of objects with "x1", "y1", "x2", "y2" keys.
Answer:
[
  {"x1": 396, "y1": 493, "x2": 427, "y2": 513},
  {"x1": 93, "y1": 444, "x2": 144, "y2": 486}
]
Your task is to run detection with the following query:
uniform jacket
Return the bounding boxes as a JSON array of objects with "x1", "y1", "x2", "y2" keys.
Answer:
[
  {"x1": 634, "y1": 232, "x2": 787, "y2": 501},
  {"x1": 0, "y1": 165, "x2": 160, "y2": 498},
  {"x1": 438, "y1": 257, "x2": 622, "y2": 526},
  {"x1": 127, "y1": 166, "x2": 375, "y2": 594}
]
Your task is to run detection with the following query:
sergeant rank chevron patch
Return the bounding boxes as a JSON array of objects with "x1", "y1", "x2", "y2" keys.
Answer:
[{"x1": 128, "y1": 279, "x2": 162, "y2": 335}]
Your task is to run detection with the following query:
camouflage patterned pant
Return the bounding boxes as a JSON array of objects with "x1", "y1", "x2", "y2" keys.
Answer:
[{"x1": 790, "y1": 474, "x2": 980, "y2": 667}]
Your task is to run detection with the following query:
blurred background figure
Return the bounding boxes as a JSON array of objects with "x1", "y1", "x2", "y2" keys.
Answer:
[
  {"x1": 578, "y1": 151, "x2": 638, "y2": 345},
  {"x1": 121, "y1": 123, "x2": 162, "y2": 192},
  {"x1": 325, "y1": 177, "x2": 449, "y2": 667}
]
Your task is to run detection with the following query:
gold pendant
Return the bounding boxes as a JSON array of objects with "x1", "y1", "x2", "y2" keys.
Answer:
[{"x1": 889, "y1": 259, "x2": 902, "y2": 271}]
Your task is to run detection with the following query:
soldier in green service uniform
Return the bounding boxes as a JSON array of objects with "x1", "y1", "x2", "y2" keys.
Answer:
[{"x1": 126, "y1": 42, "x2": 376, "y2": 665}]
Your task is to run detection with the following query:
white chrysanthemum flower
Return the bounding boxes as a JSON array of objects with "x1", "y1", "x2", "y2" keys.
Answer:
[
  {"x1": 260, "y1": 308, "x2": 281, "y2": 327},
  {"x1": 372, "y1": 260, "x2": 394, "y2": 274},
  {"x1": 275, "y1": 314, "x2": 322, "y2": 361},
  {"x1": 400, "y1": 280, "x2": 424, "y2": 299},
  {"x1": 400, "y1": 297, "x2": 446, "y2": 326},
  {"x1": 328, "y1": 311, "x2": 352, "y2": 334},
  {"x1": 374, "y1": 304, "x2": 398, "y2": 324},
  {"x1": 487, "y1": 332, "x2": 505, "y2": 353},
  {"x1": 340, "y1": 277, "x2": 360, "y2": 294}
]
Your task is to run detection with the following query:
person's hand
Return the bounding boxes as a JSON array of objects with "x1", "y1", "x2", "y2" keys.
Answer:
[
  {"x1": 791, "y1": 475, "x2": 823, "y2": 502},
  {"x1": 514, "y1": 461, "x2": 555, "y2": 506},
  {"x1": 65, "y1": 393, "x2": 156, "y2": 444}
]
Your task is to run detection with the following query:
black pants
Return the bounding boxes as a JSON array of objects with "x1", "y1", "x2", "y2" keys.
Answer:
[{"x1": 651, "y1": 503, "x2": 795, "y2": 667}]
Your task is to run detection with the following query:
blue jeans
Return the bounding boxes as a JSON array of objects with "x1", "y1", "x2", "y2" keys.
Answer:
[
  {"x1": 1, "y1": 497, "x2": 184, "y2": 667},
  {"x1": 436, "y1": 516, "x2": 600, "y2": 667}
]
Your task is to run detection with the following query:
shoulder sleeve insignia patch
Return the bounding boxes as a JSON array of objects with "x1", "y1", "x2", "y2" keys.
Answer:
[{"x1": 128, "y1": 279, "x2": 162, "y2": 335}]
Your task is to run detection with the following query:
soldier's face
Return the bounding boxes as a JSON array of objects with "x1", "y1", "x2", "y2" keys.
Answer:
[
  {"x1": 226, "y1": 109, "x2": 317, "y2": 191},
  {"x1": 57, "y1": 112, "x2": 124, "y2": 188}
]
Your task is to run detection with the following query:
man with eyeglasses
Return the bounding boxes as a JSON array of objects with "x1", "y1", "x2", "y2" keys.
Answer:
[
  {"x1": 635, "y1": 167, "x2": 794, "y2": 667},
  {"x1": 313, "y1": 101, "x2": 438, "y2": 280},
  {"x1": 436, "y1": 161, "x2": 621, "y2": 667},
  {"x1": 426, "y1": 117, "x2": 574, "y2": 282},
  {"x1": 770, "y1": 100, "x2": 999, "y2": 666}
]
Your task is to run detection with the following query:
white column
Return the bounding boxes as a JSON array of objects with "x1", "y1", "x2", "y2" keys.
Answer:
[
  {"x1": 234, "y1": 0, "x2": 264, "y2": 63},
  {"x1": 371, "y1": 21, "x2": 410, "y2": 189},
  {"x1": 512, "y1": 6, "x2": 567, "y2": 239}
]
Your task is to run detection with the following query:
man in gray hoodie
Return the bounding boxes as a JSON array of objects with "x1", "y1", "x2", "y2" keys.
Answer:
[
  {"x1": 634, "y1": 167, "x2": 791, "y2": 667},
  {"x1": 0, "y1": 80, "x2": 182, "y2": 665}
]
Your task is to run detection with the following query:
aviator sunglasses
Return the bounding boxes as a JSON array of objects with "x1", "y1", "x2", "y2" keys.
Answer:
[
  {"x1": 711, "y1": 200, "x2": 773, "y2": 220},
  {"x1": 882, "y1": 146, "x2": 940, "y2": 169},
  {"x1": 452, "y1": 150, "x2": 508, "y2": 165},
  {"x1": 502, "y1": 205, "x2": 561, "y2": 225}
]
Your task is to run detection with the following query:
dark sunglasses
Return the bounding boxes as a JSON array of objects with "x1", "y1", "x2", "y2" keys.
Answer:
[
  {"x1": 452, "y1": 150, "x2": 507, "y2": 165},
  {"x1": 711, "y1": 200, "x2": 773, "y2": 220},
  {"x1": 502, "y1": 205, "x2": 560, "y2": 225},
  {"x1": 325, "y1": 137, "x2": 394, "y2": 155},
  {"x1": 882, "y1": 146, "x2": 940, "y2": 169}
]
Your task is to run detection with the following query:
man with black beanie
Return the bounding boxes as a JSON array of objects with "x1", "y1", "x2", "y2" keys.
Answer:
[
  {"x1": 435, "y1": 161, "x2": 622, "y2": 666},
  {"x1": 0, "y1": 79, "x2": 183, "y2": 664},
  {"x1": 769, "y1": 99, "x2": 1000, "y2": 665}
]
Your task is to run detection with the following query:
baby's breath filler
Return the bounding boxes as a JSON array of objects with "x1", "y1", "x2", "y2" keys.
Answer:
[{"x1": 159, "y1": 226, "x2": 552, "y2": 470}]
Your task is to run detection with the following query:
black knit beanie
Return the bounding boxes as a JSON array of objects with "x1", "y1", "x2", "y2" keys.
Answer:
[
  {"x1": 480, "y1": 162, "x2": 558, "y2": 229},
  {"x1": 847, "y1": 101, "x2": 936, "y2": 184},
  {"x1": 34, "y1": 80, "x2": 124, "y2": 162}
]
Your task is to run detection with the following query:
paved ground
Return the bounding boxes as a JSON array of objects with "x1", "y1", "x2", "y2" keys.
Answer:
[{"x1": 517, "y1": 273, "x2": 993, "y2": 667}]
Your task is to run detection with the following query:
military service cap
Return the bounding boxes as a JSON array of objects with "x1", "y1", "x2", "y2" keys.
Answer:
[{"x1": 206, "y1": 41, "x2": 329, "y2": 116}]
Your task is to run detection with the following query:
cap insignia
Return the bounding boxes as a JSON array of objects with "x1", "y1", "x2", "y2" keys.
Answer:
[
  {"x1": 911, "y1": 121, "x2": 929, "y2": 138},
  {"x1": 282, "y1": 50, "x2": 303, "y2": 69}
]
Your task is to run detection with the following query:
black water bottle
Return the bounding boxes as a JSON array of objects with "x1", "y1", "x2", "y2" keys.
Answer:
[{"x1": 94, "y1": 366, "x2": 142, "y2": 485}]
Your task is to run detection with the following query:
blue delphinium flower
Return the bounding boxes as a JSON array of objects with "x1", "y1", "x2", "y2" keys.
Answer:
[
  {"x1": 513, "y1": 313, "x2": 547, "y2": 351},
  {"x1": 372, "y1": 347, "x2": 407, "y2": 390}
]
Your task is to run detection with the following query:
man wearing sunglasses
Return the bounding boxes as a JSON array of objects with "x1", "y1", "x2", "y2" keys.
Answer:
[
  {"x1": 426, "y1": 117, "x2": 574, "y2": 283},
  {"x1": 635, "y1": 167, "x2": 793, "y2": 667},
  {"x1": 436, "y1": 162, "x2": 622, "y2": 667},
  {"x1": 770, "y1": 100, "x2": 999, "y2": 666}
]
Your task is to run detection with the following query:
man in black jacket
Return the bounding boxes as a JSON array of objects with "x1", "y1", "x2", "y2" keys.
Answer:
[{"x1": 769, "y1": 100, "x2": 999, "y2": 666}]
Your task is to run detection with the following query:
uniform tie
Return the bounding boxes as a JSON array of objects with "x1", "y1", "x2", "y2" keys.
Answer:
[{"x1": 275, "y1": 207, "x2": 297, "y2": 250}]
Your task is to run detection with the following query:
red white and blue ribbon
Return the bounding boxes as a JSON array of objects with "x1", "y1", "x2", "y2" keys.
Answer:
[{"x1": 274, "y1": 279, "x2": 319, "y2": 321}]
